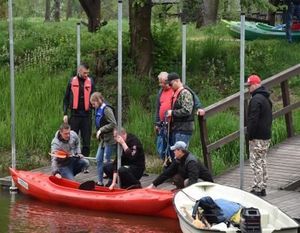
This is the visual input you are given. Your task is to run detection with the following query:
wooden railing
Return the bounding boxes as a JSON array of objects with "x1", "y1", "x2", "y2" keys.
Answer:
[{"x1": 199, "y1": 64, "x2": 300, "y2": 172}]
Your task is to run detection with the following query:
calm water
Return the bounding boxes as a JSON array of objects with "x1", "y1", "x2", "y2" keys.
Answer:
[{"x1": 0, "y1": 188, "x2": 181, "y2": 233}]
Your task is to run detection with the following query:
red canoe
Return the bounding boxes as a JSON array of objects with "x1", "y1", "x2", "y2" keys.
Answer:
[{"x1": 9, "y1": 168, "x2": 177, "y2": 219}]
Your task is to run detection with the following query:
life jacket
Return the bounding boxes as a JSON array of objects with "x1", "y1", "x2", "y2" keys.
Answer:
[
  {"x1": 95, "y1": 103, "x2": 115, "y2": 130},
  {"x1": 71, "y1": 76, "x2": 92, "y2": 111},
  {"x1": 171, "y1": 87, "x2": 194, "y2": 123},
  {"x1": 192, "y1": 196, "x2": 226, "y2": 224}
]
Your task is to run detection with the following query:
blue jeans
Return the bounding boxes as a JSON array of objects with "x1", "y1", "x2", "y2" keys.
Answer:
[
  {"x1": 170, "y1": 131, "x2": 192, "y2": 159},
  {"x1": 286, "y1": 3, "x2": 300, "y2": 42},
  {"x1": 96, "y1": 144, "x2": 115, "y2": 183},
  {"x1": 58, "y1": 157, "x2": 89, "y2": 180}
]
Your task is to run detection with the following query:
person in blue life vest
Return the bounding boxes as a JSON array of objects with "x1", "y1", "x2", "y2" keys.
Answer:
[
  {"x1": 90, "y1": 92, "x2": 117, "y2": 186},
  {"x1": 63, "y1": 63, "x2": 95, "y2": 157},
  {"x1": 51, "y1": 123, "x2": 90, "y2": 180}
]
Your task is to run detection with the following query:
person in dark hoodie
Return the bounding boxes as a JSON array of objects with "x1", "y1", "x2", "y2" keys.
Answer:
[
  {"x1": 246, "y1": 74, "x2": 272, "y2": 197},
  {"x1": 285, "y1": 0, "x2": 300, "y2": 43}
]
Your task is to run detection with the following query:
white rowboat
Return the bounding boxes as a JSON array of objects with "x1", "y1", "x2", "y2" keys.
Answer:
[{"x1": 173, "y1": 182, "x2": 299, "y2": 233}]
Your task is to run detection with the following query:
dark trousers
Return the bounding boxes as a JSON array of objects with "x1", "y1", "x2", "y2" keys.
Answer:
[
  {"x1": 69, "y1": 115, "x2": 92, "y2": 157},
  {"x1": 103, "y1": 162, "x2": 144, "y2": 188}
]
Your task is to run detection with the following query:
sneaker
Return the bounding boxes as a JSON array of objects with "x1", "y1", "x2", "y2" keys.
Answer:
[
  {"x1": 105, "y1": 180, "x2": 112, "y2": 187},
  {"x1": 83, "y1": 169, "x2": 89, "y2": 174},
  {"x1": 250, "y1": 189, "x2": 266, "y2": 197},
  {"x1": 96, "y1": 182, "x2": 104, "y2": 186}
]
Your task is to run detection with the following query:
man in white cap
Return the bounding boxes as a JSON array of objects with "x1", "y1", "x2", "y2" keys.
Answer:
[
  {"x1": 246, "y1": 74, "x2": 272, "y2": 197},
  {"x1": 146, "y1": 141, "x2": 213, "y2": 189}
]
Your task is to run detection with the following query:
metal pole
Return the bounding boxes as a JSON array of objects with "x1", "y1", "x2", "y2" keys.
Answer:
[
  {"x1": 76, "y1": 22, "x2": 81, "y2": 67},
  {"x1": 8, "y1": 0, "x2": 17, "y2": 191},
  {"x1": 117, "y1": 0, "x2": 123, "y2": 172},
  {"x1": 182, "y1": 22, "x2": 187, "y2": 85},
  {"x1": 239, "y1": 13, "x2": 245, "y2": 190}
]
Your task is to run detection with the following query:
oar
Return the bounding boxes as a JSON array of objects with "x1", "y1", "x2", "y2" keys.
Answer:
[{"x1": 49, "y1": 153, "x2": 96, "y2": 161}]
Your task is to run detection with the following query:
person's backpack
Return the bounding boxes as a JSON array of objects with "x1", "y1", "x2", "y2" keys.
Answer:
[
  {"x1": 192, "y1": 196, "x2": 226, "y2": 224},
  {"x1": 184, "y1": 85, "x2": 202, "y2": 111}
]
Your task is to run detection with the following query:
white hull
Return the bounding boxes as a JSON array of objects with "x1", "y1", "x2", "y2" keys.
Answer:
[{"x1": 173, "y1": 182, "x2": 299, "y2": 233}]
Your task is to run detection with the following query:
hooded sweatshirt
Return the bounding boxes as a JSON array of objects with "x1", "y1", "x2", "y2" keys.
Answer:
[{"x1": 247, "y1": 86, "x2": 273, "y2": 140}]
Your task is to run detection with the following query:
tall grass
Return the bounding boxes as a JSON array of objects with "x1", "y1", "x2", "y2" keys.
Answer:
[
  {"x1": 1, "y1": 19, "x2": 300, "y2": 176},
  {"x1": 0, "y1": 67, "x2": 69, "y2": 170}
]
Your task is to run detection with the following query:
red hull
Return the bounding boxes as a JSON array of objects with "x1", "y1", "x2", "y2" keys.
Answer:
[{"x1": 9, "y1": 168, "x2": 177, "y2": 219}]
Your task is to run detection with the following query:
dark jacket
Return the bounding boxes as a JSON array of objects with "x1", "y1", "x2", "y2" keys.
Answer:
[
  {"x1": 152, "y1": 152, "x2": 213, "y2": 187},
  {"x1": 247, "y1": 86, "x2": 273, "y2": 140},
  {"x1": 113, "y1": 133, "x2": 145, "y2": 172}
]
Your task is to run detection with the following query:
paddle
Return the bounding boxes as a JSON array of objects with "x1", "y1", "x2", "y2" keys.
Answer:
[{"x1": 78, "y1": 180, "x2": 96, "y2": 190}]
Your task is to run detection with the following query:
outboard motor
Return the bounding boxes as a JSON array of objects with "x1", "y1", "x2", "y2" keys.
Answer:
[{"x1": 240, "y1": 207, "x2": 261, "y2": 233}]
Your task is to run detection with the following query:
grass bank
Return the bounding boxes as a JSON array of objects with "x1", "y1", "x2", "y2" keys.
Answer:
[{"x1": 0, "y1": 18, "x2": 300, "y2": 177}]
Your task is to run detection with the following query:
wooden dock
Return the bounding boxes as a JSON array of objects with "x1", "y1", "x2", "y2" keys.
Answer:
[{"x1": 1, "y1": 135, "x2": 300, "y2": 220}]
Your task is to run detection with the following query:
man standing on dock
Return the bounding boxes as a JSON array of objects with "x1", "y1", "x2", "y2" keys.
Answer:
[
  {"x1": 63, "y1": 63, "x2": 95, "y2": 157},
  {"x1": 246, "y1": 74, "x2": 272, "y2": 197},
  {"x1": 285, "y1": 0, "x2": 300, "y2": 43}
]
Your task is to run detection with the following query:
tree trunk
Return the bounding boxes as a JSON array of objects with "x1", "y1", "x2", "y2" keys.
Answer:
[
  {"x1": 53, "y1": 0, "x2": 61, "y2": 22},
  {"x1": 196, "y1": 0, "x2": 219, "y2": 27},
  {"x1": 79, "y1": 0, "x2": 101, "y2": 32},
  {"x1": 203, "y1": 0, "x2": 219, "y2": 26},
  {"x1": 129, "y1": 0, "x2": 153, "y2": 77},
  {"x1": 66, "y1": 0, "x2": 73, "y2": 20},
  {"x1": 268, "y1": 0, "x2": 280, "y2": 25},
  {"x1": 45, "y1": 0, "x2": 51, "y2": 21}
]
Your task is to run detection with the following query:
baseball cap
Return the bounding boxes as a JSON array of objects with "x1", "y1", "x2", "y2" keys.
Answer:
[
  {"x1": 246, "y1": 74, "x2": 261, "y2": 86},
  {"x1": 170, "y1": 141, "x2": 187, "y2": 150},
  {"x1": 167, "y1": 72, "x2": 180, "y2": 82}
]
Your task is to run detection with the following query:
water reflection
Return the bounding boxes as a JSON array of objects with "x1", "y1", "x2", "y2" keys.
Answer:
[{"x1": 2, "y1": 191, "x2": 181, "y2": 233}]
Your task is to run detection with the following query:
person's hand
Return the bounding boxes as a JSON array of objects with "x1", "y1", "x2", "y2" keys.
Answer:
[
  {"x1": 96, "y1": 130, "x2": 101, "y2": 139},
  {"x1": 109, "y1": 183, "x2": 116, "y2": 190},
  {"x1": 166, "y1": 110, "x2": 172, "y2": 117},
  {"x1": 55, "y1": 173, "x2": 62, "y2": 179},
  {"x1": 197, "y1": 109, "x2": 205, "y2": 116},
  {"x1": 115, "y1": 135, "x2": 125, "y2": 144},
  {"x1": 77, "y1": 154, "x2": 84, "y2": 158},
  {"x1": 63, "y1": 115, "x2": 68, "y2": 123},
  {"x1": 145, "y1": 184, "x2": 154, "y2": 189}
]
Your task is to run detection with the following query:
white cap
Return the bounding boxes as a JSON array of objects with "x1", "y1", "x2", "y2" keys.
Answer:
[{"x1": 170, "y1": 141, "x2": 187, "y2": 150}]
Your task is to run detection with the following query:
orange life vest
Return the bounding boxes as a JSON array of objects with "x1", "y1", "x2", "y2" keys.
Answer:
[{"x1": 71, "y1": 76, "x2": 92, "y2": 111}]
